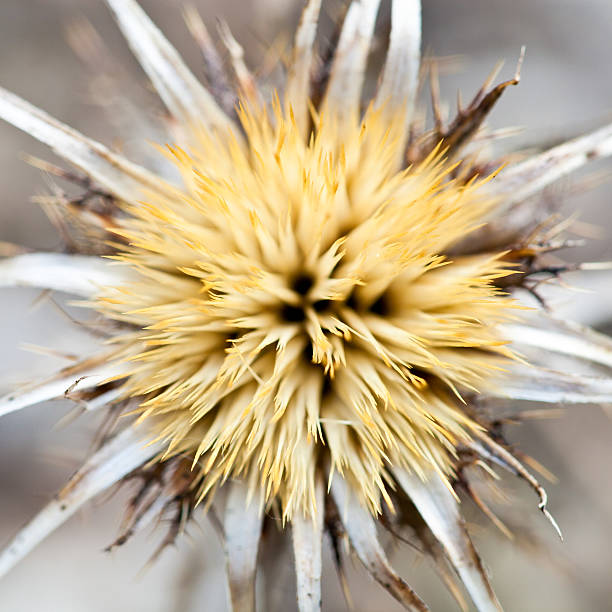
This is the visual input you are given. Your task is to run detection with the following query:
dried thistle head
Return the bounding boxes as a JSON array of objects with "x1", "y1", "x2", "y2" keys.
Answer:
[{"x1": 1, "y1": 1, "x2": 612, "y2": 611}]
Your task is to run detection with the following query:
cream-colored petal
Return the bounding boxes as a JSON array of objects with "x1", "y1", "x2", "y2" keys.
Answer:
[
  {"x1": 395, "y1": 468, "x2": 502, "y2": 612},
  {"x1": 0, "y1": 86, "x2": 173, "y2": 203},
  {"x1": 323, "y1": 0, "x2": 382, "y2": 119},
  {"x1": 0, "y1": 358, "x2": 124, "y2": 418},
  {"x1": 459, "y1": 123, "x2": 612, "y2": 252},
  {"x1": 491, "y1": 365, "x2": 612, "y2": 404},
  {"x1": 427, "y1": 544, "x2": 469, "y2": 612},
  {"x1": 0, "y1": 427, "x2": 161, "y2": 578},
  {"x1": 80, "y1": 386, "x2": 124, "y2": 412},
  {"x1": 374, "y1": 0, "x2": 421, "y2": 128},
  {"x1": 491, "y1": 123, "x2": 612, "y2": 209},
  {"x1": 503, "y1": 321, "x2": 612, "y2": 370},
  {"x1": 285, "y1": 0, "x2": 322, "y2": 136},
  {"x1": 330, "y1": 475, "x2": 429, "y2": 612},
  {"x1": 0, "y1": 253, "x2": 129, "y2": 297},
  {"x1": 223, "y1": 481, "x2": 262, "y2": 612},
  {"x1": 292, "y1": 478, "x2": 324, "y2": 612},
  {"x1": 105, "y1": 0, "x2": 235, "y2": 133}
]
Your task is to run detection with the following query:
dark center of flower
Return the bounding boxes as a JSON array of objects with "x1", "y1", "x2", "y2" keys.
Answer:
[
  {"x1": 312, "y1": 299, "x2": 332, "y2": 312},
  {"x1": 291, "y1": 273, "x2": 314, "y2": 296},
  {"x1": 345, "y1": 290, "x2": 391, "y2": 315},
  {"x1": 369, "y1": 293, "x2": 390, "y2": 316},
  {"x1": 279, "y1": 272, "x2": 318, "y2": 322},
  {"x1": 281, "y1": 303, "x2": 307, "y2": 322}
]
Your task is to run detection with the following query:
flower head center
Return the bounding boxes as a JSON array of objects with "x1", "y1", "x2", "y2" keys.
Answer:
[{"x1": 97, "y1": 106, "x2": 516, "y2": 517}]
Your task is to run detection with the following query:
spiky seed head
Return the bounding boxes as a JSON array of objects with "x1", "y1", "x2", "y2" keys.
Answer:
[
  {"x1": 2, "y1": 1, "x2": 612, "y2": 610},
  {"x1": 97, "y1": 102, "x2": 518, "y2": 519}
]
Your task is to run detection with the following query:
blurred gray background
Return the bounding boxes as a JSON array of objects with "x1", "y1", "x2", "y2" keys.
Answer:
[{"x1": 1, "y1": 1, "x2": 612, "y2": 610}]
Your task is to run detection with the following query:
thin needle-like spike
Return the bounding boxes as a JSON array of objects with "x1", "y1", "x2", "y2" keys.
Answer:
[
  {"x1": 323, "y1": 0, "x2": 382, "y2": 120},
  {"x1": 285, "y1": 0, "x2": 322, "y2": 135},
  {"x1": 182, "y1": 5, "x2": 236, "y2": 116},
  {"x1": 436, "y1": 49, "x2": 524, "y2": 159},
  {"x1": 0, "y1": 427, "x2": 162, "y2": 578},
  {"x1": 330, "y1": 475, "x2": 429, "y2": 612},
  {"x1": 374, "y1": 0, "x2": 421, "y2": 132},
  {"x1": 0, "y1": 253, "x2": 129, "y2": 297},
  {"x1": 104, "y1": 0, "x2": 235, "y2": 134},
  {"x1": 0, "y1": 86, "x2": 175, "y2": 204},
  {"x1": 395, "y1": 469, "x2": 502, "y2": 612},
  {"x1": 469, "y1": 432, "x2": 563, "y2": 541},
  {"x1": 223, "y1": 481, "x2": 263, "y2": 612},
  {"x1": 292, "y1": 478, "x2": 324, "y2": 612},
  {"x1": 217, "y1": 20, "x2": 259, "y2": 104}
]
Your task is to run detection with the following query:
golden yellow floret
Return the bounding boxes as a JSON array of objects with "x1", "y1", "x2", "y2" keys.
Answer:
[{"x1": 96, "y1": 101, "x2": 518, "y2": 519}]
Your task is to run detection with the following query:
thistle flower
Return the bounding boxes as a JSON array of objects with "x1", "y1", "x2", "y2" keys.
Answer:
[{"x1": 1, "y1": 1, "x2": 612, "y2": 610}]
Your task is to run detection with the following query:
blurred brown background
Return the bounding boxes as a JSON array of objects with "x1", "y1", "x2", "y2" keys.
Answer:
[{"x1": 1, "y1": 1, "x2": 612, "y2": 610}]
